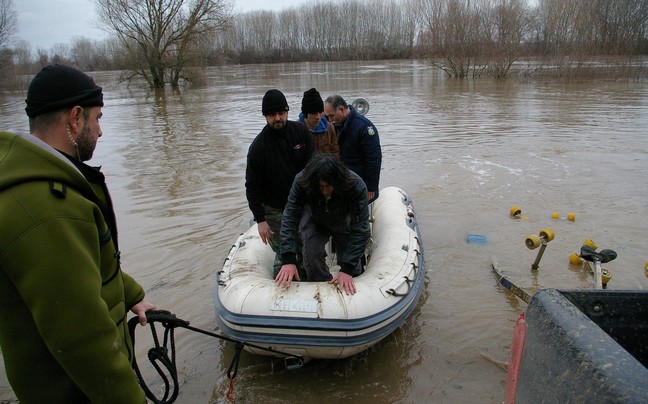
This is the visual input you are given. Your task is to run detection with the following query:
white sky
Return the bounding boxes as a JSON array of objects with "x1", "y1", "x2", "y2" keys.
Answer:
[{"x1": 13, "y1": 0, "x2": 311, "y2": 51}]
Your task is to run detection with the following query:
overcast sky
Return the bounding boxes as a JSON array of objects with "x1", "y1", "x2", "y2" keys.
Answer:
[{"x1": 14, "y1": 0, "x2": 310, "y2": 51}]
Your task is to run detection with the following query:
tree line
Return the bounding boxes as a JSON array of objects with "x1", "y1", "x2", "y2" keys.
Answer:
[{"x1": 2, "y1": 0, "x2": 648, "y2": 89}]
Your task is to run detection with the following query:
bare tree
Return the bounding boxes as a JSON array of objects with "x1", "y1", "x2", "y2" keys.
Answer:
[
  {"x1": 156, "y1": 0, "x2": 648, "y2": 73},
  {"x1": 12, "y1": 39, "x2": 33, "y2": 74},
  {"x1": 94, "y1": 0, "x2": 233, "y2": 88},
  {"x1": 591, "y1": 0, "x2": 648, "y2": 54},
  {"x1": 277, "y1": 9, "x2": 301, "y2": 61},
  {"x1": 482, "y1": 0, "x2": 529, "y2": 78},
  {"x1": 50, "y1": 43, "x2": 71, "y2": 65},
  {"x1": 36, "y1": 48, "x2": 49, "y2": 67},
  {"x1": 71, "y1": 37, "x2": 98, "y2": 72},
  {"x1": 0, "y1": 0, "x2": 17, "y2": 49},
  {"x1": 216, "y1": 0, "x2": 421, "y2": 63},
  {"x1": 417, "y1": 0, "x2": 486, "y2": 78},
  {"x1": 537, "y1": 0, "x2": 587, "y2": 57}
]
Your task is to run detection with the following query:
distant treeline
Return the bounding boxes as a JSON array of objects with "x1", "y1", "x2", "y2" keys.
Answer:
[{"x1": 2, "y1": 0, "x2": 648, "y2": 84}]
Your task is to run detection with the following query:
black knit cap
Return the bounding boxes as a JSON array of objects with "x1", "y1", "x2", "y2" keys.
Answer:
[
  {"x1": 262, "y1": 89, "x2": 289, "y2": 116},
  {"x1": 301, "y1": 88, "x2": 324, "y2": 115},
  {"x1": 25, "y1": 64, "x2": 104, "y2": 118}
]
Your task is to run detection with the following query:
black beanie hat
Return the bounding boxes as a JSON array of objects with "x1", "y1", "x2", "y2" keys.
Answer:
[
  {"x1": 301, "y1": 88, "x2": 324, "y2": 115},
  {"x1": 25, "y1": 64, "x2": 104, "y2": 118},
  {"x1": 262, "y1": 89, "x2": 289, "y2": 116}
]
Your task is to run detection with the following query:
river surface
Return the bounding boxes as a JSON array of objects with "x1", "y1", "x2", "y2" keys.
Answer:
[{"x1": 1, "y1": 60, "x2": 647, "y2": 403}]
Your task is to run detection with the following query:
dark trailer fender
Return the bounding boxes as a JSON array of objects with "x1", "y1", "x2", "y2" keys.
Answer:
[{"x1": 508, "y1": 288, "x2": 648, "y2": 403}]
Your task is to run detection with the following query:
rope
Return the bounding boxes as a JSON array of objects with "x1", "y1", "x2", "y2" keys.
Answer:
[
  {"x1": 128, "y1": 310, "x2": 303, "y2": 404},
  {"x1": 128, "y1": 311, "x2": 186, "y2": 404},
  {"x1": 225, "y1": 342, "x2": 244, "y2": 402}
]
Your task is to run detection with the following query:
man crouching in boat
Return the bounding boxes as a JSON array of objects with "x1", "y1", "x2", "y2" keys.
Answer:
[{"x1": 275, "y1": 153, "x2": 370, "y2": 295}]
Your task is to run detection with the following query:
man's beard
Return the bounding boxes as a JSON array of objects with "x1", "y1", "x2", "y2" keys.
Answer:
[
  {"x1": 75, "y1": 124, "x2": 96, "y2": 162},
  {"x1": 270, "y1": 120, "x2": 286, "y2": 130}
]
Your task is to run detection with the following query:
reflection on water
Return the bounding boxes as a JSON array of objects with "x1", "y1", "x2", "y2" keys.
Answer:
[{"x1": 1, "y1": 60, "x2": 647, "y2": 403}]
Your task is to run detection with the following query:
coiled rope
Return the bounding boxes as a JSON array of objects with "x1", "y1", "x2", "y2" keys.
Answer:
[{"x1": 128, "y1": 310, "x2": 304, "y2": 403}]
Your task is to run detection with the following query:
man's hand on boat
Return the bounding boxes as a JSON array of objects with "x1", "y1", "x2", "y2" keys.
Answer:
[
  {"x1": 258, "y1": 221, "x2": 273, "y2": 244},
  {"x1": 274, "y1": 265, "x2": 357, "y2": 295},
  {"x1": 331, "y1": 272, "x2": 357, "y2": 295},
  {"x1": 275, "y1": 264, "x2": 301, "y2": 288}
]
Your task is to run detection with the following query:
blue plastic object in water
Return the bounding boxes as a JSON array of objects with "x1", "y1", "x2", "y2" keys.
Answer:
[{"x1": 467, "y1": 234, "x2": 487, "y2": 245}]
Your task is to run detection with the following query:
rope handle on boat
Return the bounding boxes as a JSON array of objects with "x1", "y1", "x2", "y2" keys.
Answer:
[
  {"x1": 387, "y1": 260, "x2": 420, "y2": 297},
  {"x1": 387, "y1": 277, "x2": 412, "y2": 296},
  {"x1": 128, "y1": 310, "x2": 304, "y2": 403}
]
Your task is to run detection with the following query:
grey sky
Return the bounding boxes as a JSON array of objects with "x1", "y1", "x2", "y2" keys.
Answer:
[{"x1": 14, "y1": 0, "x2": 309, "y2": 51}]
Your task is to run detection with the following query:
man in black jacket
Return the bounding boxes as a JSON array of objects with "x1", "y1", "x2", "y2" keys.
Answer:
[
  {"x1": 245, "y1": 89, "x2": 314, "y2": 273},
  {"x1": 275, "y1": 154, "x2": 370, "y2": 295}
]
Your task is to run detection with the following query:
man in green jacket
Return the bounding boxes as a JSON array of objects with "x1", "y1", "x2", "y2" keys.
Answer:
[{"x1": 0, "y1": 64, "x2": 155, "y2": 403}]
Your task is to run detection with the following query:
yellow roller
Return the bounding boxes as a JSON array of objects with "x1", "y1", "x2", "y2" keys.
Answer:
[
  {"x1": 527, "y1": 228, "x2": 554, "y2": 270},
  {"x1": 601, "y1": 268, "x2": 612, "y2": 287},
  {"x1": 539, "y1": 228, "x2": 555, "y2": 242},
  {"x1": 525, "y1": 235, "x2": 541, "y2": 250},
  {"x1": 569, "y1": 252, "x2": 582, "y2": 265},
  {"x1": 583, "y1": 239, "x2": 598, "y2": 250}
]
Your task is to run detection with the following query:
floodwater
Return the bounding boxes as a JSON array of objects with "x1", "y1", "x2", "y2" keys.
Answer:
[{"x1": 1, "y1": 59, "x2": 647, "y2": 403}]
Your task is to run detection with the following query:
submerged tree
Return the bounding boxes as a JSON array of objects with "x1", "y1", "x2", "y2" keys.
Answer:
[
  {"x1": 482, "y1": 0, "x2": 529, "y2": 78},
  {"x1": 94, "y1": 0, "x2": 232, "y2": 89},
  {"x1": 417, "y1": 0, "x2": 486, "y2": 78},
  {"x1": 0, "y1": 0, "x2": 17, "y2": 49},
  {"x1": 0, "y1": 0, "x2": 17, "y2": 89}
]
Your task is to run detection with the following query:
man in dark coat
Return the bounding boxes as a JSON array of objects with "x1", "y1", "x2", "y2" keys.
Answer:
[
  {"x1": 275, "y1": 154, "x2": 370, "y2": 295},
  {"x1": 245, "y1": 89, "x2": 314, "y2": 273},
  {"x1": 324, "y1": 94, "x2": 382, "y2": 203}
]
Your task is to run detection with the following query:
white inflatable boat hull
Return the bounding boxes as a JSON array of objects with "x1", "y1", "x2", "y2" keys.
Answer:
[{"x1": 214, "y1": 186, "x2": 425, "y2": 360}]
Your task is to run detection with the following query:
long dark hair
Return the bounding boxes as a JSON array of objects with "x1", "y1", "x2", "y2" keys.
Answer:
[{"x1": 300, "y1": 153, "x2": 353, "y2": 196}]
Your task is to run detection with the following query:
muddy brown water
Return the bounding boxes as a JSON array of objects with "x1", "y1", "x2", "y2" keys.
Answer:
[{"x1": 1, "y1": 60, "x2": 647, "y2": 403}]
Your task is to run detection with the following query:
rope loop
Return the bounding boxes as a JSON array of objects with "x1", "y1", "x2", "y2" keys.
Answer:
[
  {"x1": 130, "y1": 310, "x2": 304, "y2": 404},
  {"x1": 128, "y1": 311, "x2": 183, "y2": 404},
  {"x1": 387, "y1": 275, "x2": 412, "y2": 297}
]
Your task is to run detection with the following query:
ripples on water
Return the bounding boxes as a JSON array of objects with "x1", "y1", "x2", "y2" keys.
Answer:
[{"x1": 1, "y1": 60, "x2": 647, "y2": 403}]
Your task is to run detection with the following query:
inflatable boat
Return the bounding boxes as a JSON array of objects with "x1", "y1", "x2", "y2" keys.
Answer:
[{"x1": 214, "y1": 186, "x2": 425, "y2": 361}]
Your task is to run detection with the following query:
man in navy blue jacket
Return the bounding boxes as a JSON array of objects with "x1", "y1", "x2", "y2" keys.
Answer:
[{"x1": 324, "y1": 94, "x2": 382, "y2": 202}]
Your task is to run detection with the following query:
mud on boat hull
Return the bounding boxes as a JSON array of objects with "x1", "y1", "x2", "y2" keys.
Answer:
[{"x1": 214, "y1": 187, "x2": 425, "y2": 360}]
